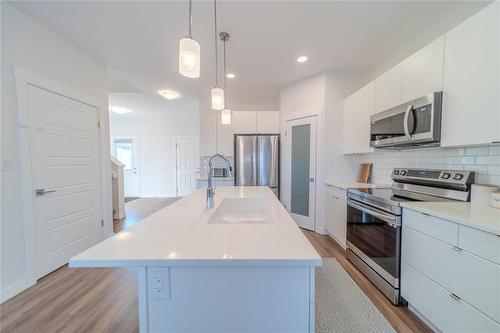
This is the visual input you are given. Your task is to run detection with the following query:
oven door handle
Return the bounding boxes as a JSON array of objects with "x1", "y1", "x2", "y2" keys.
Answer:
[{"x1": 347, "y1": 199, "x2": 401, "y2": 228}]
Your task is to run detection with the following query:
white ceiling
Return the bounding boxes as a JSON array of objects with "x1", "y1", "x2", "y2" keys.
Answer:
[
  {"x1": 109, "y1": 92, "x2": 198, "y2": 119},
  {"x1": 12, "y1": 1, "x2": 490, "y2": 110}
]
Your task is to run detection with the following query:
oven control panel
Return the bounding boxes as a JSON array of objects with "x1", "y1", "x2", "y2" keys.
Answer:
[{"x1": 392, "y1": 168, "x2": 474, "y2": 186}]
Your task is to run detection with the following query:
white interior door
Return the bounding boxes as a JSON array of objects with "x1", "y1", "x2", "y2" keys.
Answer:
[
  {"x1": 286, "y1": 116, "x2": 317, "y2": 231},
  {"x1": 29, "y1": 85, "x2": 102, "y2": 279},
  {"x1": 112, "y1": 137, "x2": 140, "y2": 197},
  {"x1": 175, "y1": 137, "x2": 200, "y2": 197}
]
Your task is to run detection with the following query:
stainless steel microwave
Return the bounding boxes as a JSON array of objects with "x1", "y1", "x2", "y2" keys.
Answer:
[{"x1": 370, "y1": 92, "x2": 443, "y2": 149}]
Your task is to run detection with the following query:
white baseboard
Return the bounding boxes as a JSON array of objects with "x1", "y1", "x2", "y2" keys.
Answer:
[
  {"x1": 408, "y1": 303, "x2": 440, "y2": 332},
  {"x1": 0, "y1": 278, "x2": 36, "y2": 304},
  {"x1": 139, "y1": 193, "x2": 175, "y2": 198},
  {"x1": 315, "y1": 227, "x2": 328, "y2": 235},
  {"x1": 326, "y1": 232, "x2": 347, "y2": 250}
]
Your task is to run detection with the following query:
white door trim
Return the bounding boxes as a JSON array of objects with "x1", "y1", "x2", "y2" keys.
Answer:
[
  {"x1": 111, "y1": 135, "x2": 141, "y2": 197},
  {"x1": 284, "y1": 116, "x2": 317, "y2": 231},
  {"x1": 173, "y1": 136, "x2": 200, "y2": 197},
  {"x1": 14, "y1": 67, "x2": 108, "y2": 290}
]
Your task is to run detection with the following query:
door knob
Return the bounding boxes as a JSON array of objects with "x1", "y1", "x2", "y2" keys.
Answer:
[
  {"x1": 308, "y1": 178, "x2": 315, "y2": 182},
  {"x1": 35, "y1": 188, "x2": 57, "y2": 196}
]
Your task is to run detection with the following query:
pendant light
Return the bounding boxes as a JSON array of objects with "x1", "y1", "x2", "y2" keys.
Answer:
[
  {"x1": 179, "y1": 0, "x2": 200, "y2": 78},
  {"x1": 220, "y1": 31, "x2": 231, "y2": 125},
  {"x1": 211, "y1": 0, "x2": 224, "y2": 110}
]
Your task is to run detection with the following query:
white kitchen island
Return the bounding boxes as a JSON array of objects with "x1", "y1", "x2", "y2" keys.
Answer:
[{"x1": 70, "y1": 187, "x2": 322, "y2": 333}]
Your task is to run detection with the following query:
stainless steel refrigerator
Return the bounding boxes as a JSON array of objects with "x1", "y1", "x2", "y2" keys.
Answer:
[{"x1": 234, "y1": 134, "x2": 280, "y2": 197}]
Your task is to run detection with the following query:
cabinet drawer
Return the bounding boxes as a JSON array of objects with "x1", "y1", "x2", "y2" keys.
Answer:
[
  {"x1": 403, "y1": 208, "x2": 458, "y2": 245},
  {"x1": 459, "y1": 225, "x2": 500, "y2": 265},
  {"x1": 403, "y1": 226, "x2": 500, "y2": 323},
  {"x1": 402, "y1": 263, "x2": 500, "y2": 332}
]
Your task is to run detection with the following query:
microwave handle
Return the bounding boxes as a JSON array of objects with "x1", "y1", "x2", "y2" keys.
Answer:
[{"x1": 403, "y1": 104, "x2": 413, "y2": 140}]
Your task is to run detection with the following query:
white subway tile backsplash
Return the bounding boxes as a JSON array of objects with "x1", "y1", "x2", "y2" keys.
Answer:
[
  {"x1": 489, "y1": 146, "x2": 500, "y2": 155},
  {"x1": 362, "y1": 145, "x2": 500, "y2": 186},
  {"x1": 476, "y1": 155, "x2": 500, "y2": 165},
  {"x1": 465, "y1": 147, "x2": 489, "y2": 156},
  {"x1": 488, "y1": 166, "x2": 500, "y2": 176}
]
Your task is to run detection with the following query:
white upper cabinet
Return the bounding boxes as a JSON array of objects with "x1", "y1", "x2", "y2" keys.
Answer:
[
  {"x1": 357, "y1": 81, "x2": 376, "y2": 153},
  {"x1": 217, "y1": 111, "x2": 259, "y2": 156},
  {"x1": 232, "y1": 111, "x2": 257, "y2": 134},
  {"x1": 402, "y1": 36, "x2": 445, "y2": 103},
  {"x1": 342, "y1": 81, "x2": 375, "y2": 154},
  {"x1": 216, "y1": 112, "x2": 234, "y2": 156},
  {"x1": 256, "y1": 111, "x2": 280, "y2": 133},
  {"x1": 342, "y1": 92, "x2": 358, "y2": 155},
  {"x1": 441, "y1": 2, "x2": 500, "y2": 147},
  {"x1": 375, "y1": 63, "x2": 402, "y2": 113}
]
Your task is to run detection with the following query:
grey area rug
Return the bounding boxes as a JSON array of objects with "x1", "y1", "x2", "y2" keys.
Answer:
[{"x1": 316, "y1": 259, "x2": 396, "y2": 333}]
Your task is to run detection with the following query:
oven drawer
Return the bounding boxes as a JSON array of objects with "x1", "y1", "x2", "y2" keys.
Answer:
[
  {"x1": 402, "y1": 263, "x2": 500, "y2": 332},
  {"x1": 403, "y1": 225, "x2": 500, "y2": 323},
  {"x1": 459, "y1": 225, "x2": 500, "y2": 265},
  {"x1": 403, "y1": 208, "x2": 458, "y2": 245}
]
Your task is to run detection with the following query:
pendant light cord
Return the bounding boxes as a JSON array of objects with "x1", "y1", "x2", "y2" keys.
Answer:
[
  {"x1": 223, "y1": 37, "x2": 227, "y2": 106},
  {"x1": 188, "y1": 0, "x2": 193, "y2": 38},
  {"x1": 214, "y1": 0, "x2": 218, "y2": 87}
]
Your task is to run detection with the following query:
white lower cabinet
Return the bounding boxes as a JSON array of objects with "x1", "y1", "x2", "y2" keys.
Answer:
[
  {"x1": 324, "y1": 185, "x2": 347, "y2": 247},
  {"x1": 402, "y1": 208, "x2": 500, "y2": 332},
  {"x1": 402, "y1": 263, "x2": 499, "y2": 333}
]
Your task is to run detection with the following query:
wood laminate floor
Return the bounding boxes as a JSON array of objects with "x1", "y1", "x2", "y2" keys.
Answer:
[{"x1": 1, "y1": 203, "x2": 431, "y2": 332}]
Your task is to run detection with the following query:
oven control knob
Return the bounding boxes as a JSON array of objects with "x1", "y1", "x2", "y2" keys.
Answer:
[
  {"x1": 442, "y1": 173, "x2": 451, "y2": 179},
  {"x1": 400, "y1": 170, "x2": 407, "y2": 176},
  {"x1": 393, "y1": 170, "x2": 400, "y2": 175},
  {"x1": 454, "y1": 174, "x2": 464, "y2": 180}
]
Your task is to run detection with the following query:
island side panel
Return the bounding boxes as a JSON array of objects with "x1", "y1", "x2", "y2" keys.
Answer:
[
  {"x1": 137, "y1": 267, "x2": 149, "y2": 333},
  {"x1": 144, "y1": 265, "x2": 314, "y2": 332},
  {"x1": 309, "y1": 266, "x2": 316, "y2": 333}
]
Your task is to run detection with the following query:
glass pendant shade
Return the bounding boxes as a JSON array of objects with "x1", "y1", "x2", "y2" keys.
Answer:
[
  {"x1": 211, "y1": 87, "x2": 225, "y2": 110},
  {"x1": 179, "y1": 38, "x2": 201, "y2": 78},
  {"x1": 221, "y1": 109, "x2": 231, "y2": 124}
]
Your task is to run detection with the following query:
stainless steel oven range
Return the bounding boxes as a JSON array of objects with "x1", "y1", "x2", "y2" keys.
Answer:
[{"x1": 346, "y1": 168, "x2": 475, "y2": 305}]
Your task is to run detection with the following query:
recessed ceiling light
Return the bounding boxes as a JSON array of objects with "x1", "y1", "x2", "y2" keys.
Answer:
[
  {"x1": 158, "y1": 89, "x2": 181, "y2": 100},
  {"x1": 297, "y1": 56, "x2": 308, "y2": 63},
  {"x1": 226, "y1": 73, "x2": 235, "y2": 79},
  {"x1": 109, "y1": 106, "x2": 132, "y2": 114}
]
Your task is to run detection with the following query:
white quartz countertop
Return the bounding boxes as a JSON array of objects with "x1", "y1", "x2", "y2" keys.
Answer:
[
  {"x1": 401, "y1": 202, "x2": 500, "y2": 235},
  {"x1": 70, "y1": 187, "x2": 322, "y2": 268},
  {"x1": 323, "y1": 180, "x2": 390, "y2": 190}
]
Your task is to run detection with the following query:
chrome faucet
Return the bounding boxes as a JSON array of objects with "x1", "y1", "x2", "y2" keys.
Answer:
[{"x1": 207, "y1": 153, "x2": 232, "y2": 208}]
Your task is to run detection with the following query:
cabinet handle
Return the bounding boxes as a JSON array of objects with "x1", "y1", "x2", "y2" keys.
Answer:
[
  {"x1": 450, "y1": 293, "x2": 461, "y2": 301},
  {"x1": 451, "y1": 245, "x2": 462, "y2": 252}
]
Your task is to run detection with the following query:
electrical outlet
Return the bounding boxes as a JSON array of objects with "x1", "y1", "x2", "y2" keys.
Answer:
[{"x1": 148, "y1": 267, "x2": 170, "y2": 300}]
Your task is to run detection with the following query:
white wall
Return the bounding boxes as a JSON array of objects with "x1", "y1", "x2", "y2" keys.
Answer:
[
  {"x1": 280, "y1": 74, "x2": 326, "y2": 118},
  {"x1": 324, "y1": 73, "x2": 362, "y2": 184},
  {"x1": 109, "y1": 93, "x2": 199, "y2": 197},
  {"x1": 280, "y1": 73, "x2": 361, "y2": 234},
  {"x1": 1, "y1": 3, "x2": 111, "y2": 301},
  {"x1": 280, "y1": 74, "x2": 326, "y2": 232}
]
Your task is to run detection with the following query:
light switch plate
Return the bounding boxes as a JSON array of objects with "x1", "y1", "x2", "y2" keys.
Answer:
[{"x1": 147, "y1": 267, "x2": 170, "y2": 300}]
